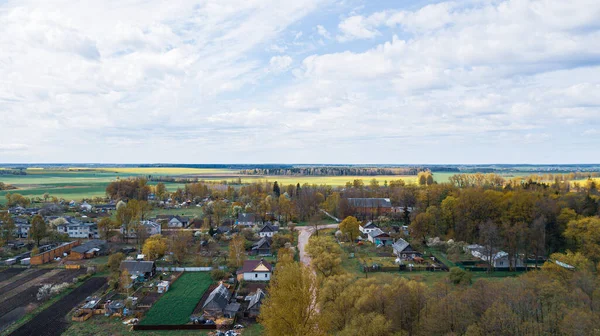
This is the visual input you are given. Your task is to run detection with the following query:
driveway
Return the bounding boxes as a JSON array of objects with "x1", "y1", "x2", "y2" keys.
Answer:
[{"x1": 296, "y1": 224, "x2": 339, "y2": 266}]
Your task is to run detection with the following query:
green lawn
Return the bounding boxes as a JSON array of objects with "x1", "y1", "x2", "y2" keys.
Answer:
[{"x1": 140, "y1": 272, "x2": 212, "y2": 325}]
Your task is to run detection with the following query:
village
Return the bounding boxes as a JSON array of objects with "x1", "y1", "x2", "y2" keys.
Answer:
[{"x1": 0, "y1": 183, "x2": 558, "y2": 336}]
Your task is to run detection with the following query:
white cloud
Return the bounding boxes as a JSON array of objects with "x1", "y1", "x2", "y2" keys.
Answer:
[
  {"x1": 316, "y1": 25, "x2": 331, "y2": 39},
  {"x1": 336, "y1": 14, "x2": 382, "y2": 42},
  {"x1": 269, "y1": 55, "x2": 293, "y2": 73}
]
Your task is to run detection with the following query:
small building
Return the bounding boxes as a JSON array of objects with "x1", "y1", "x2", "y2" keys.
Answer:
[
  {"x1": 202, "y1": 283, "x2": 231, "y2": 317},
  {"x1": 65, "y1": 222, "x2": 99, "y2": 239},
  {"x1": 246, "y1": 288, "x2": 265, "y2": 318},
  {"x1": 14, "y1": 223, "x2": 31, "y2": 238},
  {"x1": 236, "y1": 213, "x2": 256, "y2": 228},
  {"x1": 121, "y1": 220, "x2": 161, "y2": 238},
  {"x1": 359, "y1": 221, "x2": 379, "y2": 234},
  {"x1": 80, "y1": 202, "x2": 93, "y2": 212},
  {"x1": 347, "y1": 198, "x2": 392, "y2": 219},
  {"x1": 120, "y1": 260, "x2": 156, "y2": 281},
  {"x1": 392, "y1": 238, "x2": 421, "y2": 260},
  {"x1": 157, "y1": 281, "x2": 170, "y2": 293},
  {"x1": 464, "y1": 244, "x2": 524, "y2": 268},
  {"x1": 156, "y1": 215, "x2": 189, "y2": 228},
  {"x1": 238, "y1": 259, "x2": 273, "y2": 282},
  {"x1": 251, "y1": 237, "x2": 272, "y2": 256},
  {"x1": 69, "y1": 240, "x2": 107, "y2": 260},
  {"x1": 258, "y1": 223, "x2": 278, "y2": 238},
  {"x1": 367, "y1": 228, "x2": 393, "y2": 246}
]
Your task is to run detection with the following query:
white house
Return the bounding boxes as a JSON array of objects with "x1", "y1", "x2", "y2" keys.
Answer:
[
  {"x1": 238, "y1": 259, "x2": 273, "y2": 281},
  {"x1": 464, "y1": 244, "x2": 524, "y2": 268},
  {"x1": 156, "y1": 215, "x2": 189, "y2": 228},
  {"x1": 359, "y1": 221, "x2": 379, "y2": 234},
  {"x1": 66, "y1": 223, "x2": 99, "y2": 239},
  {"x1": 258, "y1": 223, "x2": 278, "y2": 238},
  {"x1": 236, "y1": 213, "x2": 256, "y2": 228},
  {"x1": 121, "y1": 220, "x2": 161, "y2": 238},
  {"x1": 80, "y1": 202, "x2": 93, "y2": 212}
]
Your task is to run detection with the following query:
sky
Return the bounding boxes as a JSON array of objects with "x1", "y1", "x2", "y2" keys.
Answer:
[{"x1": 0, "y1": 0, "x2": 599, "y2": 164}]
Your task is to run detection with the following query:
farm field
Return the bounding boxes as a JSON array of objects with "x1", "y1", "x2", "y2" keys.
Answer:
[
  {"x1": 0, "y1": 268, "x2": 88, "y2": 333},
  {"x1": 140, "y1": 272, "x2": 212, "y2": 325}
]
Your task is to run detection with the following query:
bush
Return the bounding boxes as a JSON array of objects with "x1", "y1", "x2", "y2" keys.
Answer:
[
  {"x1": 37, "y1": 282, "x2": 71, "y2": 301},
  {"x1": 210, "y1": 269, "x2": 227, "y2": 281},
  {"x1": 448, "y1": 267, "x2": 472, "y2": 285}
]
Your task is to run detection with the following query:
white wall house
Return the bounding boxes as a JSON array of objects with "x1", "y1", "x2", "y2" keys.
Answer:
[
  {"x1": 67, "y1": 223, "x2": 99, "y2": 239},
  {"x1": 239, "y1": 260, "x2": 273, "y2": 282},
  {"x1": 359, "y1": 221, "x2": 379, "y2": 234},
  {"x1": 258, "y1": 223, "x2": 278, "y2": 238}
]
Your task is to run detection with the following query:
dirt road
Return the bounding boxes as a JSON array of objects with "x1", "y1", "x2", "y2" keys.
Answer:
[{"x1": 296, "y1": 224, "x2": 338, "y2": 266}]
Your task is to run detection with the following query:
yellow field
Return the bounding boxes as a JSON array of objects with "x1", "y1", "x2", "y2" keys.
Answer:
[{"x1": 70, "y1": 167, "x2": 236, "y2": 175}]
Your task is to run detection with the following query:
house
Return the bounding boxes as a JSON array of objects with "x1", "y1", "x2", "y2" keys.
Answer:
[
  {"x1": 236, "y1": 213, "x2": 257, "y2": 228},
  {"x1": 251, "y1": 237, "x2": 272, "y2": 256},
  {"x1": 258, "y1": 223, "x2": 278, "y2": 238},
  {"x1": 392, "y1": 238, "x2": 421, "y2": 260},
  {"x1": 121, "y1": 220, "x2": 161, "y2": 238},
  {"x1": 69, "y1": 240, "x2": 107, "y2": 260},
  {"x1": 120, "y1": 260, "x2": 156, "y2": 281},
  {"x1": 66, "y1": 222, "x2": 99, "y2": 239},
  {"x1": 238, "y1": 259, "x2": 273, "y2": 282},
  {"x1": 94, "y1": 204, "x2": 116, "y2": 212},
  {"x1": 216, "y1": 226, "x2": 231, "y2": 235},
  {"x1": 359, "y1": 221, "x2": 379, "y2": 234},
  {"x1": 464, "y1": 244, "x2": 524, "y2": 268},
  {"x1": 202, "y1": 283, "x2": 231, "y2": 317},
  {"x1": 80, "y1": 202, "x2": 92, "y2": 212},
  {"x1": 347, "y1": 198, "x2": 392, "y2": 218},
  {"x1": 15, "y1": 223, "x2": 31, "y2": 238},
  {"x1": 246, "y1": 288, "x2": 265, "y2": 317},
  {"x1": 156, "y1": 215, "x2": 189, "y2": 228},
  {"x1": 367, "y1": 228, "x2": 393, "y2": 246},
  {"x1": 157, "y1": 281, "x2": 170, "y2": 293}
]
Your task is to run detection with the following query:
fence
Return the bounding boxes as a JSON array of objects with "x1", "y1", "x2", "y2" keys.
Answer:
[
  {"x1": 133, "y1": 324, "x2": 217, "y2": 331},
  {"x1": 362, "y1": 265, "x2": 449, "y2": 273},
  {"x1": 156, "y1": 267, "x2": 212, "y2": 272}
]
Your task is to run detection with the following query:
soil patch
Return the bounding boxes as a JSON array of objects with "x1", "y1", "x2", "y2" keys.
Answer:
[
  {"x1": 0, "y1": 269, "x2": 24, "y2": 283},
  {"x1": 9, "y1": 277, "x2": 107, "y2": 336}
]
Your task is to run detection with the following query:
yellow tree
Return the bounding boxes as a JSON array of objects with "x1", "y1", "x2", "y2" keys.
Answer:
[
  {"x1": 306, "y1": 236, "x2": 342, "y2": 277},
  {"x1": 142, "y1": 234, "x2": 168, "y2": 261},
  {"x1": 339, "y1": 216, "x2": 360, "y2": 243},
  {"x1": 98, "y1": 217, "x2": 117, "y2": 240},
  {"x1": 259, "y1": 262, "x2": 323, "y2": 336},
  {"x1": 228, "y1": 235, "x2": 247, "y2": 268},
  {"x1": 564, "y1": 217, "x2": 600, "y2": 262}
]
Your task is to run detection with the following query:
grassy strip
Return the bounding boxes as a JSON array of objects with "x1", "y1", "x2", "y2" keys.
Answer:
[
  {"x1": 424, "y1": 247, "x2": 456, "y2": 268},
  {"x1": 0, "y1": 279, "x2": 87, "y2": 336},
  {"x1": 140, "y1": 272, "x2": 212, "y2": 325}
]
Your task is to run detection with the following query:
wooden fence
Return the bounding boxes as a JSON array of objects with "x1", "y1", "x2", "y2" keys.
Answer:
[{"x1": 30, "y1": 241, "x2": 80, "y2": 265}]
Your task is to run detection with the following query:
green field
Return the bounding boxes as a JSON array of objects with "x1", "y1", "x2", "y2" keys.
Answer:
[{"x1": 140, "y1": 272, "x2": 212, "y2": 325}]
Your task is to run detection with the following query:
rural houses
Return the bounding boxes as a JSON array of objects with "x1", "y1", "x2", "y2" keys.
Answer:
[
  {"x1": 238, "y1": 259, "x2": 273, "y2": 281},
  {"x1": 359, "y1": 221, "x2": 379, "y2": 234},
  {"x1": 367, "y1": 228, "x2": 393, "y2": 246},
  {"x1": 236, "y1": 213, "x2": 257, "y2": 228},
  {"x1": 69, "y1": 240, "x2": 107, "y2": 260},
  {"x1": 202, "y1": 283, "x2": 238, "y2": 318},
  {"x1": 120, "y1": 260, "x2": 156, "y2": 281},
  {"x1": 392, "y1": 238, "x2": 422, "y2": 260},
  {"x1": 245, "y1": 288, "x2": 265, "y2": 317},
  {"x1": 258, "y1": 223, "x2": 278, "y2": 238},
  {"x1": 156, "y1": 215, "x2": 189, "y2": 228},
  {"x1": 347, "y1": 198, "x2": 392, "y2": 219},
  {"x1": 464, "y1": 244, "x2": 525, "y2": 268},
  {"x1": 251, "y1": 237, "x2": 272, "y2": 256}
]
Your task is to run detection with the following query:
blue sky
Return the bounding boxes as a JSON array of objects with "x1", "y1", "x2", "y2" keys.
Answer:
[{"x1": 0, "y1": 0, "x2": 599, "y2": 164}]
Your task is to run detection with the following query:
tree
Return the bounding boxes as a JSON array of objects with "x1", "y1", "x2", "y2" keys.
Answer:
[
  {"x1": 339, "y1": 216, "x2": 360, "y2": 243},
  {"x1": 120, "y1": 269, "x2": 132, "y2": 295},
  {"x1": 5, "y1": 193, "x2": 30, "y2": 207},
  {"x1": 410, "y1": 212, "x2": 433, "y2": 245},
  {"x1": 448, "y1": 267, "x2": 472, "y2": 285},
  {"x1": 170, "y1": 231, "x2": 192, "y2": 265},
  {"x1": 479, "y1": 219, "x2": 499, "y2": 272},
  {"x1": 259, "y1": 262, "x2": 322, "y2": 336},
  {"x1": 228, "y1": 235, "x2": 247, "y2": 268},
  {"x1": 564, "y1": 217, "x2": 600, "y2": 262},
  {"x1": 273, "y1": 181, "x2": 281, "y2": 197},
  {"x1": 30, "y1": 215, "x2": 48, "y2": 246},
  {"x1": 142, "y1": 234, "x2": 168, "y2": 261},
  {"x1": 98, "y1": 217, "x2": 117, "y2": 240},
  {"x1": 0, "y1": 212, "x2": 15, "y2": 246},
  {"x1": 155, "y1": 182, "x2": 167, "y2": 201},
  {"x1": 107, "y1": 252, "x2": 125, "y2": 273},
  {"x1": 306, "y1": 236, "x2": 342, "y2": 277}
]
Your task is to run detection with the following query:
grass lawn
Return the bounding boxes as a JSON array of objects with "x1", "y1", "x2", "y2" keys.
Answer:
[
  {"x1": 140, "y1": 272, "x2": 212, "y2": 325},
  {"x1": 63, "y1": 315, "x2": 215, "y2": 336}
]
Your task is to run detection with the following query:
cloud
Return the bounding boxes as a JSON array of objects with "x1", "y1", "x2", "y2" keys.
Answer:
[
  {"x1": 269, "y1": 55, "x2": 293, "y2": 73},
  {"x1": 0, "y1": 0, "x2": 599, "y2": 164},
  {"x1": 316, "y1": 25, "x2": 331, "y2": 39},
  {"x1": 0, "y1": 144, "x2": 29, "y2": 151}
]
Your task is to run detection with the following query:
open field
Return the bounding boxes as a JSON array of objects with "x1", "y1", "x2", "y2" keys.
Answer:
[
  {"x1": 140, "y1": 272, "x2": 212, "y2": 325},
  {"x1": 0, "y1": 268, "x2": 90, "y2": 334}
]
